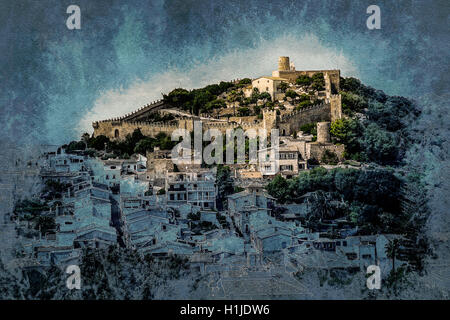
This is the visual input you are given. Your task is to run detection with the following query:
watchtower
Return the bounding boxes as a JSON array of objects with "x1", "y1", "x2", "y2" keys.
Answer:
[
  {"x1": 278, "y1": 56, "x2": 290, "y2": 71},
  {"x1": 317, "y1": 122, "x2": 331, "y2": 143}
]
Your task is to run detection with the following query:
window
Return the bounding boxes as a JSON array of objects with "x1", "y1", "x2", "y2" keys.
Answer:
[
  {"x1": 346, "y1": 253, "x2": 357, "y2": 260},
  {"x1": 343, "y1": 241, "x2": 347, "y2": 246},
  {"x1": 266, "y1": 87, "x2": 269, "y2": 91},
  {"x1": 336, "y1": 241, "x2": 341, "y2": 246},
  {"x1": 362, "y1": 254, "x2": 372, "y2": 259},
  {"x1": 105, "y1": 175, "x2": 109, "y2": 180}
]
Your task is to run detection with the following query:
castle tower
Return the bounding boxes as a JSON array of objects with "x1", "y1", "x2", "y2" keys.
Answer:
[
  {"x1": 278, "y1": 56, "x2": 290, "y2": 72},
  {"x1": 263, "y1": 109, "x2": 277, "y2": 133},
  {"x1": 317, "y1": 122, "x2": 331, "y2": 143},
  {"x1": 329, "y1": 94, "x2": 342, "y2": 122}
]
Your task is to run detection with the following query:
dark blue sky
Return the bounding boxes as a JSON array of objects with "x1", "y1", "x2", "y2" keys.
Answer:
[{"x1": 0, "y1": 0, "x2": 448, "y2": 144}]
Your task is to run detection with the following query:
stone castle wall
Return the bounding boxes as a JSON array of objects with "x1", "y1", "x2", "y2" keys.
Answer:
[
  {"x1": 93, "y1": 101, "x2": 339, "y2": 140},
  {"x1": 92, "y1": 120, "x2": 179, "y2": 139},
  {"x1": 317, "y1": 122, "x2": 331, "y2": 143},
  {"x1": 272, "y1": 69, "x2": 340, "y2": 92},
  {"x1": 278, "y1": 103, "x2": 332, "y2": 136},
  {"x1": 93, "y1": 110, "x2": 279, "y2": 140},
  {"x1": 329, "y1": 94, "x2": 342, "y2": 122},
  {"x1": 307, "y1": 143, "x2": 345, "y2": 162}
]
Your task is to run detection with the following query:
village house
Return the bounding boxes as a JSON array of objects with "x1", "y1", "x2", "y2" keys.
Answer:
[
  {"x1": 146, "y1": 147, "x2": 174, "y2": 183},
  {"x1": 252, "y1": 225, "x2": 294, "y2": 252},
  {"x1": 257, "y1": 142, "x2": 308, "y2": 178},
  {"x1": 165, "y1": 169, "x2": 217, "y2": 210},
  {"x1": 248, "y1": 76, "x2": 289, "y2": 100},
  {"x1": 227, "y1": 190, "x2": 275, "y2": 238}
]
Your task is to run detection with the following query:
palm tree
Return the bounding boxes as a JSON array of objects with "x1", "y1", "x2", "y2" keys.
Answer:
[{"x1": 385, "y1": 239, "x2": 400, "y2": 271}]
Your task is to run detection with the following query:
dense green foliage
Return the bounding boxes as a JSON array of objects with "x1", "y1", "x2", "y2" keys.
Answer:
[
  {"x1": 268, "y1": 168, "x2": 430, "y2": 270},
  {"x1": 14, "y1": 199, "x2": 49, "y2": 219},
  {"x1": 294, "y1": 73, "x2": 324, "y2": 90},
  {"x1": 267, "y1": 167, "x2": 409, "y2": 234},
  {"x1": 330, "y1": 77, "x2": 420, "y2": 165},
  {"x1": 215, "y1": 165, "x2": 234, "y2": 210},
  {"x1": 299, "y1": 122, "x2": 317, "y2": 136},
  {"x1": 278, "y1": 81, "x2": 289, "y2": 92},
  {"x1": 311, "y1": 73, "x2": 325, "y2": 91},
  {"x1": 64, "y1": 140, "x2": 86, "y2": 152},
  {"x1": 163, "y1": 80, "x2": 235, "y2": 114},
  {"x1": 285, "y1": 89, "x2": 298, "y2": 99},
  {"x1": 85, "y1": 129, "x2": 178, "y2": 158},
  {"x1": 295, "y1": 75, "x2": 312, "y2": 86},
  {"x1": 321, "y1": 149, "x2": 339, "y2": 165}
]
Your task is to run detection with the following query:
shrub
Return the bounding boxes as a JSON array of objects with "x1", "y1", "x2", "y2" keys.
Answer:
[{"x1": 295, "y1": 75, "x2": 312, "y2": 86}]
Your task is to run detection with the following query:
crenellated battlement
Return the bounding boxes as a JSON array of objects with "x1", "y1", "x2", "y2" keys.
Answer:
[
  {"x1": 280, "y1": 102, "x2": 328, "y2": 122},
  {"x1": 92, "y1": 72, "x2": 341, "y2": 140}
]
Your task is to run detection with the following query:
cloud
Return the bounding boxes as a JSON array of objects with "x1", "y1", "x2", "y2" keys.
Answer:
[{"x1": 78, "y1": 34, "x2": 358, "y2": 134}]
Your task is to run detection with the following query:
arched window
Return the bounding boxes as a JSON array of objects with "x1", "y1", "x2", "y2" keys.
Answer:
[{"x1": 114, "y1": 129, "x2": 119, "y2": 138}]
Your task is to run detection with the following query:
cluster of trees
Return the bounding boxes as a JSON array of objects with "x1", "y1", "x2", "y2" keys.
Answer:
[
  {"x1": 73, "y1": 129, "x2": 178, "y2": 159},
  {"x1": 14, "y1": 200, "x2": 49, "y2": 219},
  {"x1": 105, "y1": 129, "x2": 176, "y2": 158},
  {"x1": 13, "y1": 199, "x2": 55, "y2": 236},
  {"x1": 42, "y1": 180, "x2": 71, "y2": 200},
  {"x1": 295, "y1": 73, "x2": 325, "y2": 91},
  {"x1": 284, "y1": 90, "x2": 318, "y2": 110},
  {"x1": 329, "y1": 77, "x2": 420, "y2": 165},
  {"x1": 340, "y1": 77, "x2": 387, "y2": 115},
  {"x1": 267, "y1": 167, "x2": 407, "y2": 233},
  {"x1": 299, "y1": 122, "x2": 317, "y2": 136},
  {"x1": 162, "y1": 80, "x2": 241, "y2": 115},
  {"x1": 237, "y1": 88, "x2": 272, "y2": 116},
  {"x1": 267, "y1": 167, "x2": 430, "y2": 271},
  {"x1": 215, "y1": 165, "x2": 234, "y2": 210}
]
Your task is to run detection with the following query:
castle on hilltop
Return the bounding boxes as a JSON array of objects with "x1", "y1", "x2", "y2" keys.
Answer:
[{"x1": 92, "y1": 57, "x2": 342, "y2": 140}]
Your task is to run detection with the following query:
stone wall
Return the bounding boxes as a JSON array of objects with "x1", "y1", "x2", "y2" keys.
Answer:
[
  {"x1": 317, "y1": 122, "x2": 331, "y2": 143},
  {"x1": 329, "y1": 94, "x2": 342, "y2": 122},
  {"x1": 278, "y1": 103, "x2": 332, "y2": 136},
  {"x1": 272, "y1": 69, "x2": 340, "y2": 91},
  {"x1": 307, "y1": 142, "x2": 345, "y2": 162},
  {"x1": 92, "y1": 97, "x2": 339, "y2": 141},
  {"x1": 92, "y1": 120, "x2": 179, "y2": 140},
  {"x1": 146, "y1": 157, "x2": 174, "y2": 180},
  {"x1": 93, "y1": 117, "x2": 268, "y2": 141}
]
